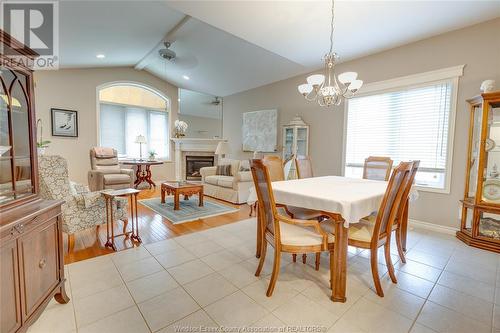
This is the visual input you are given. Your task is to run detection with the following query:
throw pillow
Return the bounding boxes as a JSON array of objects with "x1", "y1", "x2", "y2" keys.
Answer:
[{"x1": 216, "y1": 164, "x2": 232, "y2": 176}]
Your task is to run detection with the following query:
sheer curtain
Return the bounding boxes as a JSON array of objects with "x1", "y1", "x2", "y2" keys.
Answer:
[
  {"x1": 100, "y1": 103, "x2": 169, "y2": 159},
  {"x1": 344, "y1": 81, "x2": 452, "y2": 189}
]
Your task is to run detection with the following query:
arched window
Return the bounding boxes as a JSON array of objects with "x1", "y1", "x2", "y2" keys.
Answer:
[{"x1": 98, "y1": 83, "x2": 170, "y2": 159}]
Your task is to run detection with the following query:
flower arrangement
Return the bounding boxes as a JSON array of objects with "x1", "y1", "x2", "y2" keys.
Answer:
[
  {"x1": 36, "y1": 119, "x2": 51, "y2": 154},
  {"x1": 174, "y1": 120, "x2": 188, "y2": 138}
]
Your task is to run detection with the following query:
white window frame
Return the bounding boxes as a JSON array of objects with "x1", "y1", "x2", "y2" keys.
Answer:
[
  {"x1": 96, "y1": 81, "x2": 172, "y2": 161},
  {"x1": 342, "y1": 65, "x2": 464, "y2": 194}
]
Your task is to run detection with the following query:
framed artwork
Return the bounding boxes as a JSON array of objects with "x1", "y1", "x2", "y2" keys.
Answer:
[
  {"x1": 51, "y1": 108, "x2": 78, "y2": 137},
  {"x1": 242, "y1": 109, "x2": 278, "y2": 152}
]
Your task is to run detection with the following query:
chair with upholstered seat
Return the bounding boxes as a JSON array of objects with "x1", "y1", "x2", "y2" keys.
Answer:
[
  {"x1": 88, "y1": 147, "x2": 134, "y2": 191},
  {"x1": 321, "y1": 161, "x2": 413, "y2": 297},
  {"x1": 262, "y1": 155, "x2": 326, "y2": 268},
  {"x1": 39, "y1": 155, "x2": 128, "y2": 253},
  {"x1": 363, "y1": 156, "x2": 393, "y2": 181},
  {"x1": 251, "y1": 159, "x2": 333, "y2": 297}
]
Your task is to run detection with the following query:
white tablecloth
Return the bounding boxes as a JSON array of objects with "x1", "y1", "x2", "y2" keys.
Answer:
[{"x1": 247, "y1": 176, "x2": 418, "y2": 226}]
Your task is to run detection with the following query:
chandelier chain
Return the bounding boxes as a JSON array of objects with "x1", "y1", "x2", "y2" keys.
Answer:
[{"x1": 329, "y1": 0, "x2": 335, "y2": 54}]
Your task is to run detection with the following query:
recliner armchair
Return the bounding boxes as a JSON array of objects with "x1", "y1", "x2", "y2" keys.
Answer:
[{"x1": 88, "y1": 147, "x2": 134, "y2": 191}]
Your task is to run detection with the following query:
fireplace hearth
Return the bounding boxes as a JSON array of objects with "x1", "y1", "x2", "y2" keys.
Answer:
[{"x1": 186, "y1": 155, "x2": 215, "y2": 180}]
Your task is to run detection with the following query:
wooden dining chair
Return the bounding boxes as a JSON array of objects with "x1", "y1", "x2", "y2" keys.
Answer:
[
  {"x1": 360, "y1": 160, "x2": 420, "y2": 263},
  {"x1": 393, "y1": 160, "x2": 420, "y2": 263},
  {"x1": 295, "y1": 155, "x2": 314, "y2": 179},
  {"x1": 321, "y1": 161, "x2": 413, "y2": 297},
  {"x1": 263, "y1": 155, "x2": 325, "y2": 268},
  {"x1": 251, "y1": 159, "x2": 333, "y2": 297},
  {"x1": 363, "y1": 156, "x2": 393, "y2": 181}
]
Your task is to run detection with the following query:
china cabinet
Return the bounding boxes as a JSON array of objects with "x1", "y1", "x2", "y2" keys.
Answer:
[
  {"x1": 0, "y1": 30, "x2": 68, "y2": 333},
  {"x1": 458, "y1": 91, "x2": 500, "y2": 253},
  {"x1": 282, "y1": 116, "x2": 309, "y2": 179}
]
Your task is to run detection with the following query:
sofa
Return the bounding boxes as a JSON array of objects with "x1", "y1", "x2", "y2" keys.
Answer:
[{"x1": 200, "y1": 158, "x2": 253, "y2": 204}]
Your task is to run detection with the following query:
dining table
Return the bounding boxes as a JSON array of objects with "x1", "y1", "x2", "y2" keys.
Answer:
[{"x1": 248, "y1": 175, "x2": 417, "y2": 303}]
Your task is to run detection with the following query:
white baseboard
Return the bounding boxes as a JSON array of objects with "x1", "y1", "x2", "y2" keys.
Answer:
[{"x1": 409, "y1": 219, "x2": 458, "y2": 235}]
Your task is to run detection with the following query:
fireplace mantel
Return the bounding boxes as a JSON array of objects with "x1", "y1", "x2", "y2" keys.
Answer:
[{"x1": 171, "y1": 138, "x2": 227, "y2": 180}]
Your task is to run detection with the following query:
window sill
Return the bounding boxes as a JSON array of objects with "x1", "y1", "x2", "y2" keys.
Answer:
[{"x1": 414, "y1": 185, "x2": 450, "y2": 195}]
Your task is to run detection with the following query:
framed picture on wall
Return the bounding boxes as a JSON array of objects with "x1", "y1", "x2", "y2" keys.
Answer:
[{"x1": 51, "y1": 108, "x2": 78, "y2": 137}]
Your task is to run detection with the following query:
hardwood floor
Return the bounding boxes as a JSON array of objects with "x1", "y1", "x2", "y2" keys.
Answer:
[{"x1": 64, "y1": 188, "x2": 252, "y2": 264}]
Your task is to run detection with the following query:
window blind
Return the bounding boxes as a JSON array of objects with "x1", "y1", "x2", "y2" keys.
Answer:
[
  {"x1": 100, "y1": 103, "x2": 169, "y2": 159},
  {"x1": 345, "y1": 81, "x2": 452, "y2": 189}
]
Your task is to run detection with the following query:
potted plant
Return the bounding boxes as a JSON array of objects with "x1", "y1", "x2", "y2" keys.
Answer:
[
  {"x1": 36, "y1": 119, "x2": 51, "y2": 155},
  {"x1": 148, "y1": 150, "x2": 157, "y2": 161}
]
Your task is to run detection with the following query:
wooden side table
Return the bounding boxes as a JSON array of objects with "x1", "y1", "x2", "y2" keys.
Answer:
[
  {"x1": 101, "y1": 188, "x2": 141, "y2": 251},
  {"x1": 161, "y1": 182, "x2": 204, "y2": 210},
  {"x1": 121, "y1": 160, "x2": 164, "y2": 189}
]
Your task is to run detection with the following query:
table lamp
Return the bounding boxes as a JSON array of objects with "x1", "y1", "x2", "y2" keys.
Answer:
[
  {"x1": 215, "y1": 141, "x2": 230, "y2": 159},
  {"x1": 135, "y1": 135, "x2": 147, "y2": 160}
]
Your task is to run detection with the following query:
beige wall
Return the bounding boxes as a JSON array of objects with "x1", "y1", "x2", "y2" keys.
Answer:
[
  {"x1": 178, "y1": 114, "x2": 222, "y2": 139},
  {"x1": 34, "y1": 67, "x2": 179, "y2": 184},
  {"x1": 223, "y1": 18, "x2": 500, "y2": 228}
]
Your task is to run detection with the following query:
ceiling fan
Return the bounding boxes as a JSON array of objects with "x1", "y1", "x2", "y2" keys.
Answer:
[
  {"x1": 210, "y1": 96, "x2": 221, "y2": 106},
  {"x1": 158, "y1": 41, "x2": 197, "y2": 69}
]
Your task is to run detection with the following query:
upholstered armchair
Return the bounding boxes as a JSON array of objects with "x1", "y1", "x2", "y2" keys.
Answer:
[
  {"x1": 38, "y1": 155, "x2": 128, "y2": 252},
  {"x1": 88, "y1": 147, "x2": 134, "y2": 191}
]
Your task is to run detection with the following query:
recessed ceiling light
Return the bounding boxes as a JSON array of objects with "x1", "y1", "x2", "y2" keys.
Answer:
[
  {"x1": 96, "y1": 54, "x2": 105, "y2": 59},
  {"x1": 182, "y1": 75, "x2": 190, "y2": 80}
]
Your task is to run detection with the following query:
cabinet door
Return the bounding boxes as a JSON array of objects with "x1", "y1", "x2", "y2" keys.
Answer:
[
  {"x1": 19, "y1": 218, "x2": 60, "y2": 317},
  {"x1": 0, "y1": 239, "x2": 22, "y2": 333}
]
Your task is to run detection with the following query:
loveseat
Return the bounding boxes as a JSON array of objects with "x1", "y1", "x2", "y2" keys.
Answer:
[{"x1": 200, "y1": 158, "x2": 253, "y2": 204}]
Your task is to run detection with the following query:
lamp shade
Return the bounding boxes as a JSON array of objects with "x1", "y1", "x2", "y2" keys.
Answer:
[
  {"x1": 338, "y1": 72, "x2": 358, "y2": 84},
  {"x1": 135, "y1": 134, "x2": 147, "y2": 144},
  {"x1": 215, "y1": 141, "x2": 230, "y2": 155},
  {"x1": 306, "y1": 74, "x2": 325, "y2": 86},
  {"x1": 298, "y1": 84, "x2": 313, "y2": 95}
]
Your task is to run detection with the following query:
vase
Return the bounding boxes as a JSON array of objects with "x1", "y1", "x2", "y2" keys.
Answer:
[{"x1": 37, "y1": 147, "x2": 46, "y2": 155}]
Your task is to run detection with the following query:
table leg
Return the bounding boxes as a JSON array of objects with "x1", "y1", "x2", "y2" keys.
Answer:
[
  {"x1": 401, "y1": 198, "x2": 409, "y2": 251},
  {"x1": 161, "y1": 186, "x2": 166, "y2": 204},
  {"x1": 105, "y1": 197, "x2": 110, "y2": 245},
  {"x1": 199, "y1": 189, "x2": 204, "y2": 207},
  {"x1": 105, "y1": 197, "x2": 117, "y2": 251},
  {"x1": 145, "y1": 165, "x2": 156, "y2": 188},
  {"x1": 256, "y1": 204, "x2": 262, "y2": 258},
  {"x1": 132, "y1": 193, "x2": 142, "y2": 243},
  {"x1": 184, "y1": 195, "x2": 189, "y2": 201},
  {"x1": 330, "y1": 217, "x2": 347, "y2": 302},
  {"x1": 129, "y1": 194, "x2": 135, "y2": 237},
  {"x1": 174, "y1": 192, "x2": 180, "y2": 210},
  {"x1": 134, "y1": 165, "x2": 142, "y2": 188}
]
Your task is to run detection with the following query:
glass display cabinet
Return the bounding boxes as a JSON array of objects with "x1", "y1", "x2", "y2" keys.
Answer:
[
  {"x1": 282, "y1": 116, "x2": 309, "y2": 179},
  {"x1": 282, "y1": 115, "x2": 309, "y2": 161},
  {"x1": 458, "y1": 91, "x2": 500, "y2": 253}
]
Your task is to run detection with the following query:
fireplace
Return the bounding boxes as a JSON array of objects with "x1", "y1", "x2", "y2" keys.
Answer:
[{"x1": 186, "y1": 155, "x2": 215, "y2": 180}]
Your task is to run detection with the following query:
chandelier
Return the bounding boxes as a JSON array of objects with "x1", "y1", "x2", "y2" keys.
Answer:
[{"x1": 297, "y1": 0, "x2": 363, "y2": 107}]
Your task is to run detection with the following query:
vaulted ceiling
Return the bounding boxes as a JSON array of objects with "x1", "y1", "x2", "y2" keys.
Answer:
[{"x1": 58, "y1": 1, "x2": 500, "y2": 96}]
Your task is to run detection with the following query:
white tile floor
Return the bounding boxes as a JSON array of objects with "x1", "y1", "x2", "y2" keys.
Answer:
[{"x1": 28, "y1": 218, "x2": 500, "y2": 333}]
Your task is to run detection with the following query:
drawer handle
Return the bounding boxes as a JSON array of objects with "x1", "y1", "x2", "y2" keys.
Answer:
[
  {"x1": 14, "y1": 224, "x2": 24, "y2": 234},
  {"x1": 39, "y1": 259, "x2": 46, "y2": 269}
]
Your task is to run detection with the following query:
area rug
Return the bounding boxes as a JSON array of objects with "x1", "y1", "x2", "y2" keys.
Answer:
[{"x1": 138, "y1": 196, "x2": 239, "y2": 224}]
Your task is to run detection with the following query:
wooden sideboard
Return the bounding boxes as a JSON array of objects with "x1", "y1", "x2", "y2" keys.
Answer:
[
  {"x1": 1, "y1": 29, "x2": 69, "y2": 332},
  {"x1": 1, "y1": 199, "x2": 68, "y2": 333}
]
